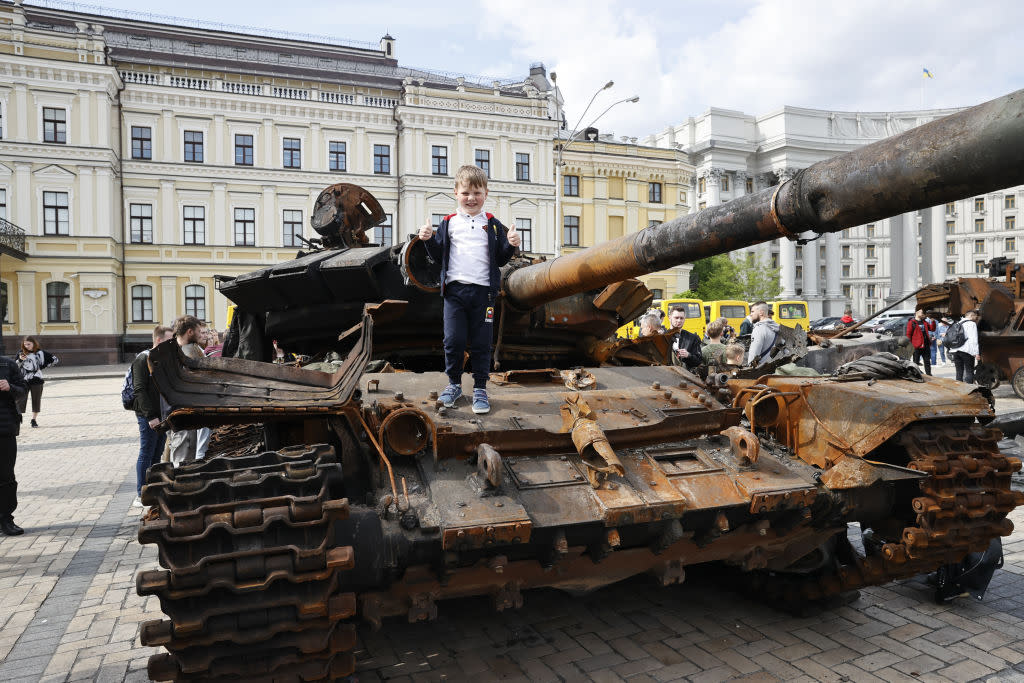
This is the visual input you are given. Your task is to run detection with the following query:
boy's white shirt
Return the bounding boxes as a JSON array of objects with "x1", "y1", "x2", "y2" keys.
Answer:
[{"x1": 446, "y1": 210, "x2": 491, "y2": 287}]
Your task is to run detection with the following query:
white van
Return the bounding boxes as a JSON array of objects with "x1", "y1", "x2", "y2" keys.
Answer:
[{"x1": 872, "y1": 309, "x2": 915, "y2": 323}]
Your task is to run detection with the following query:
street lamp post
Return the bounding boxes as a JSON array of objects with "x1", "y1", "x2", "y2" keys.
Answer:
[{"x1": 551, "y1": 76, "x2": 638, "y2": 257}]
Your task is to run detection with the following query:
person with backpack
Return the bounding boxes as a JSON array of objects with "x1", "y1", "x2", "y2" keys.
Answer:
[
  {"x1": 128, "y1": 325, "x2": 173, "y2": 508},
  {"x1": 16, "y1": 337, "x2": 57, "y2": 428},
  {"x1": 905, "y1": 309, "x2": 932, "y2": 376},
  {"x1": 747, "y1": 302, "x2": 780, "y2": 366},
  {"x1": 947, "y1": 310, "x2": 981, "y2": 383}
]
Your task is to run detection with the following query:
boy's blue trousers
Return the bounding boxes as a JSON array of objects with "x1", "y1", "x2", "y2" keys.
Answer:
[{"x1": 442, "y1": 281, "x2": 492, "y2": 390}]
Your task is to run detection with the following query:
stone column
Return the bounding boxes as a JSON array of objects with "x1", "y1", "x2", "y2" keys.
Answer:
[
  {"x1": 779, "y1": 239, "x2": 796, "y2": 297},
  {"x1": 825, "y1": 231, "x2": 842, "y2": 309},
  {"x1": 930, "y1": 205, "x2": 946, "y2": 282},
  {"x1": 12, "y1": 83, "x2": 29, "y2": 141},
  {"x1": 79, "y1": 168, "x2": 95, "y2": 237},
  {"x1": 14, "y1": 162, "x2": 32, "y2": 230},
  {"x1": 94, "y1": 168, "x2": 112, "y2": 241},
  {"x1": 309, "y1": 123, "x2": 321, "y2": 171},
  {"x1": 161, "y1": 110, "x2": 174, "y2": 162},
  {"x1": 16, "y1": 270, "x2": 37, "y2": 335},
  {"x1": 160, "y1": 275, "x2": 177, "y2": 327},
  {"x1": 353, "y1": 127, "x2": 366, "y2": 175},
  {"x1": 885, "y1": 217, "x2": 901, "y2": 302},
  {"x1": 76, "y1": 90, "x2": 90, "y2": 146},
  {"x1": 261, "y1": 186, "x2": 276, "y2": 248},
  {"x1": 160, "y1": 180, "x2": 175, "y2": 245},
  {"x1": 211, "y1": 115, "x2": 225, "y2": 165},
  {"x1": 688, "y1": 177, "x2": 698, "y2": 214},
  {"x1": 212, "y1": 183, "x2": 227, "y2": 246},
  {"x1": 707, "y1": 168, "x2": 722, "y2": 206},
  {"x1": 902, "y1": 212, "x2": 918, "y2": 295}
]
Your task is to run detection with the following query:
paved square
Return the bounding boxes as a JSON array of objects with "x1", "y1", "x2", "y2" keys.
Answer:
[{"x1": 0, "y1": 366, "x2": 1022, "y2": 682}]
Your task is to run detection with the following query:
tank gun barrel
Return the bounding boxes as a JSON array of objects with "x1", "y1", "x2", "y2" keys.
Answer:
[{"x1": 505, "y1": 88, "x2": 1024, "y2": 310}]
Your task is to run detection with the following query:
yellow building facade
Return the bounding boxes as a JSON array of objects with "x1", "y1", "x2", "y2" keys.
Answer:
[{"x1": 556, "y1": 137, "x2": 693, "y2": 298}]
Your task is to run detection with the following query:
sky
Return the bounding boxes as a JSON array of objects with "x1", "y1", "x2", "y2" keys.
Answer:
[{"x1": 43, "y1": 0, "x2": 1024, "y2": 139}]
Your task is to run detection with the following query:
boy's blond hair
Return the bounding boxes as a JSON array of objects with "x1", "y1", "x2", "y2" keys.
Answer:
[{"x1": 454, "y1": 165, "x2": 488, "y2": 190}]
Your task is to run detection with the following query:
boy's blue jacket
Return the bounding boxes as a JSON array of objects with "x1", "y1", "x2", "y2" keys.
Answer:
[{"x1": 422, "y1": 213, "x2": 516, "y2": 297}]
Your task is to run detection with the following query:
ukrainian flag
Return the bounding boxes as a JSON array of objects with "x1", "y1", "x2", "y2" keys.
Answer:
[{"x1": 923, "y1": 68, "x2": 935, "y2": 79}]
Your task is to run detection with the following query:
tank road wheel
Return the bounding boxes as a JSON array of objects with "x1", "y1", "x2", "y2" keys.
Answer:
[
  {"x1": 1012, "y1": 367, "x2": 1024, "y2": 400},
  {"x1": 136, "y1": 444, "x2": 357, "y2": 682},
  {"x1": 974, "y1": 362, "x2": 1000, "y2": 390}
]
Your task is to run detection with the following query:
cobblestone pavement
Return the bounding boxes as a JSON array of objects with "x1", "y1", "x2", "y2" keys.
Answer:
[{"x1": 0, "y1": 371, "x2": 1022, "y2": 683}]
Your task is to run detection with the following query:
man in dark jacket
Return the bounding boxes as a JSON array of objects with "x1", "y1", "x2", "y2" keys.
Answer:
[
  {"x1": 667, "y1": 305, "x2": 703, "y2": 370},
  {"x1": 132, "y1": 325, "x2": 173, "y2": 507},
  {"x1": 0, "y1": 353, "x2": 28, "y2": 535}
]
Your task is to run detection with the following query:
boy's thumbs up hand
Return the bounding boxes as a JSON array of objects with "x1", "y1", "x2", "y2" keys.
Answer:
[
  {"x1": 507, "y1": 222, "x2": 521, "y2": 248},
  {"x1": 417, "y1": 221, "x2": 433, "y2": 241}
]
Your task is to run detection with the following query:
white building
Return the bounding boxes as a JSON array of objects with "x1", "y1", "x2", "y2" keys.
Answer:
[
  {"x1": 644, "y1": 104, "x2": 1021, "y2": 318},
  {"x1": 0, "y1": 1, "x2": 557, "y2": 362}
]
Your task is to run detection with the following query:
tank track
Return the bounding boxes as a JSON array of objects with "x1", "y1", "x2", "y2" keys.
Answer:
[
  {"x1": 748, "y1": 423, "x2": 1024, "y2": 601},
  {"x1": 137, "y1": 444, "x2": 357, "y2": 682}
]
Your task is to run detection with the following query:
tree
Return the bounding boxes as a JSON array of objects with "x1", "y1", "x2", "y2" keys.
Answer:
[{"x1": 675, "y1": 253, "x2": 781, "y2": 302}]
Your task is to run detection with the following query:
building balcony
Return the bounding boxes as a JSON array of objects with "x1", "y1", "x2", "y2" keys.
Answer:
[{"x1": 0, "y1": 217, "x2": 28, "y2": 261}]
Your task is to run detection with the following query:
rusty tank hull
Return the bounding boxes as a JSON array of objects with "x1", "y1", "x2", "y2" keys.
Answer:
[{"x1": 137, "y1": 88, "x2": 1024, "y2": 682}]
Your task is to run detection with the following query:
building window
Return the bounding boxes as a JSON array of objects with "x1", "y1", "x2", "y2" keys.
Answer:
[
  {"x1": 515, "y1": 153, "x2": 530, "y2": 182},
  {"x1": 946, "y1": 220, "x2": 955, "y2": 234},
  {"x1": 866, "y1": 264, "x2": 876, "y2": 277},
  {"x1": 771, "y1": 254, "x2": 778, "y2": 269},
  {"x1": 795, "y1": 265, "x2": 803, "y2": 281},
  {"x1": 129, "y1": 203, "x2": 153, "y2": 243},
  {"x1": 185, "y1": 284, "x2": 206, "y2": 320},
  {"x1": 431, "y1": 213, "x2": 446, "y2": 229},
  {"x1": 235, "y1": 134, "x2": 254, "y2": 166},
  {"x1": 183, "y1": 205, "x2": 205, "y2": 245},
  {"x1": 563, "y1": 175, "x2": 579, "y2": 197},
  {"x1": 720, "y1": 175, "x2": 729, "y2": 192},
  {"x1": 131, "y1": 285, "x2": 154, "y2": 323},
  {"x1": 745, "y1": 177, "x2": 753, "y2": 193},
  {"x1": 46, "y1": 282, "x2": 71, "y2": 322},
  {"x1": 867, "y1": 284, "x2": 876, "y2": 298},
  {"x1": 474, "y1": 149, "x2": 490, "y2": 177},
  {"x1": 649, "y1": 182, "x2": 662, "y2": 203},
  {"x1": 698, "y1": 201, "x2": 706, "y2": 210},
  {"x1": 233, "y1": 207, "x2": 256, "y2": 246},
  {"x1": 974, "y1": 239, "x2": 985, "y2": 253},
  {"x1": 563, "y1": 216, "x2": 579, "y2": 246},
  {"x1": 515, "y1": 218, "x2": 532, "y2": 252},
  {"x1": 866, "y1": 224, "x2": 875, "y2": 238},
  {"x1": 283, "y1": 210, "x2": 303, "y2": 247},
  {"x1": 131, "y1": 126, "x2": 152, "y2": 159},
  {"x1": 866, "y1": 244, "x2": 876, "y2": 258},
  {"x1": 842, "y1": 284, "x2": 851, "y2": 298},
  {"x1": 945, "y1": 202, "x2": 956, "y2": 215},
  {"x1": 698, "y1": 177, "x2": 706, "y2": 194},
  {"x1": 1007, "y1": 216, "x2": 1016, "y2": 230},
  {"x1": 431, "y1": 145, "x2": 448, "y2": 175},
  {"x1": 373, "y1": 144, "x2": 390, "y2": 174},
  {"x1": 43, "y1": 107, "x2": 67, "y2": 144},
  {"x1": 283, "y1": 138, "x2": 301, "y2": 168},
  {"x1": 841, "y1": 265, "x2": 850, "y2": 278},
  {"x1": 842, "y1": 229, "x2": 850, "y2": 238},
  {"x1": 946, "y1": 262, "x2": 956, "y2": 276},
  {"x1": 43, "y1": 191, "x2": 70, "y2": 235},
  {"x1": 867, "y1": 303, "x2": 877, "y2": 315},
  {"x1": 975, "y1": 260, "x2": 986, "y2": 274},
  {"x1": 1006, "y1": 237, "x2": 1016, "y2": 251},
  {"x1": 329, "y1": 141, "x2": 346, "y2": 172},
  {"x1": 841, "y1": 245, "x2": 850, "y2": 259},
  {"x1": 372, "y1": 213, "x2": 393, "y2": 246},
  {"x1": 0, "y1": 282, "x2": 7, "y2": 322},
  {"x1": 1006, "y1": 195, "x2": 1017, "y2": 210},
  {"x1": 0, "y1": 103, "x2": 4, "y2": 140},
  {"x1": 184, "y1": 130, "x2": 204, "y2": 163},
  {"x1": 648, "y1": 220, "x2": 662, "y2": 228},
  {"x1": 0, "y1": 188, "x2": 6, "y2": 220},
  {"x1": 974, "y1": 218, "x2": 985, "y2": 232},
  {"x1": 946, "y1": 241, "x2": 956, "y2": 255},
  {"x1": 974, "y1": 197, "x2": 985, "y2": 212}
]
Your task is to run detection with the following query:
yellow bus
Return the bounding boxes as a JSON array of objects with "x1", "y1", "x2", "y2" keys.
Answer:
[
  {"x1": 703, "y1": 300, "x2": 749, "y2": 333},
  {"x1": 770, "y1": 300, "x2": 810, "y2": 330},
  {"x1": 616, "y1": 298, "x2": 706, "y2": 339}
]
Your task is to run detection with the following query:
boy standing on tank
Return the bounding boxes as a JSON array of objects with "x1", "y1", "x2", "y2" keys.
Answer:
[{"x1": 419, "y1": 165, "x2": 520, "y2": 414}]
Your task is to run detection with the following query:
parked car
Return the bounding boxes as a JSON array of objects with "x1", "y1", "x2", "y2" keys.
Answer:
[{"x1": 877, "y1": 316, "x2": 913, "y2": 336}]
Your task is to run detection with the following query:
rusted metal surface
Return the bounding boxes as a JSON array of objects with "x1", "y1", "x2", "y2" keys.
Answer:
[
  {"x1": 918, "y1": 260, "x2": 1024, "y2": 397},
  {"x1": 505, "y1": 88, "x2": 1024, "y2": 309},
  {"x1": 563, "y1": 393, "x2": 626, "y2": 488},
  {"x1": 309, "y1": 182, "x2": 385, "y2": 249}
]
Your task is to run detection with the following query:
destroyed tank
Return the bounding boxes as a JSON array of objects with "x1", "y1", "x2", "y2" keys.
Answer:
[{"x1": 137, "y1": 89, "x2": 1024, "y2": 682}]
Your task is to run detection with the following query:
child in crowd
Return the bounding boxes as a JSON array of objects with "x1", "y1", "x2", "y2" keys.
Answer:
[{"x1": 419, "y1": 165, "x2": 520, "y2": 414}]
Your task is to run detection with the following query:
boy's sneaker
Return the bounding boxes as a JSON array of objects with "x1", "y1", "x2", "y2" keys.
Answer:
[
  {"x1": 131, "y1": 496, "x2": 144, "y2": 508},
  {"x1": 439, "y1": 384, "x2": 462, "y2": 408},
  {"x1": 472, "y1": 389, "x2": 490, "y2": 415}
]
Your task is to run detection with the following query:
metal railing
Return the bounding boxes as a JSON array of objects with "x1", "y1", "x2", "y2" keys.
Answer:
[{"x1": 0, "y1": 217, "x2": 28, "y2": 260}]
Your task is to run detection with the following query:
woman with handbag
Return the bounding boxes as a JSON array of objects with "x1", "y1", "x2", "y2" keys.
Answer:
[{"x1": 16, "y1": 337, "x2": 58, "y2": 428}]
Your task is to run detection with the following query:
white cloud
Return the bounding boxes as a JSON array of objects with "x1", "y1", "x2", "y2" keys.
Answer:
[{"x1": 478, "y1": 0, "x2": 1024, "y2": 138}]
